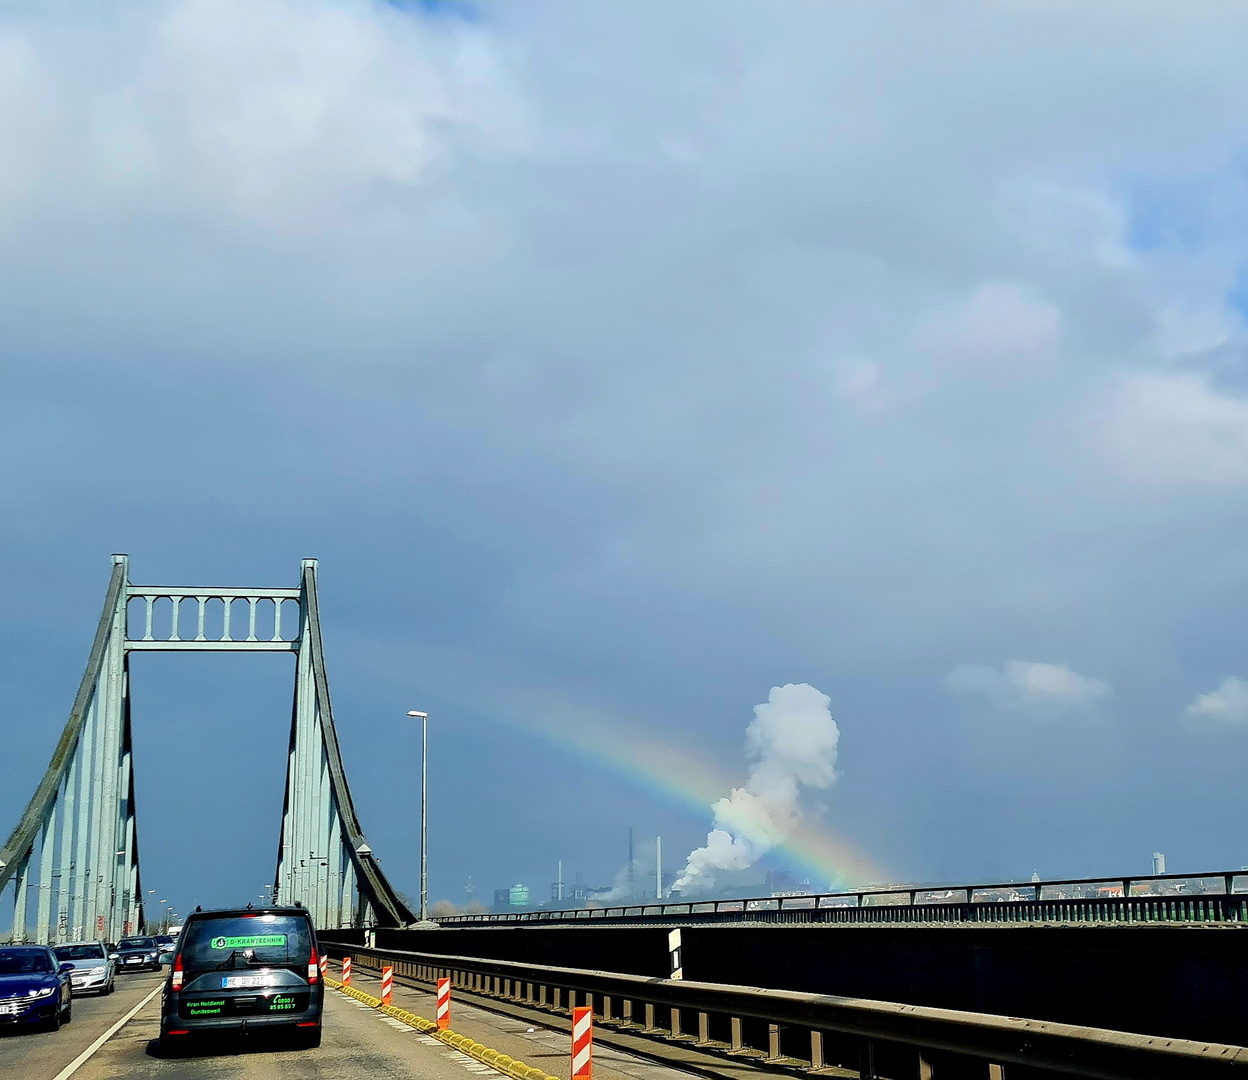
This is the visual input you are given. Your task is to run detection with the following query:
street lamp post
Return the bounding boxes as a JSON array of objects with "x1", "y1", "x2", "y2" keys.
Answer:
[{"x1": 407, "y1": 710, "x2": 429, "y2": 922}]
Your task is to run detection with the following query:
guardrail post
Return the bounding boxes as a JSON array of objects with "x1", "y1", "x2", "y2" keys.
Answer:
[
  {"x1": 569, "y1": 989, "x2": 578, "y2": 1012},
  {"x1": 538, "y1": 984, "x2": 547, "y2": 1006},
  {"x1": 554, "y1": 987, "x2": 563, "y2": 1011},
  {"x1": 858, "y1": 1038, "x2": 875, "y2": 1079},
  {"x1": 671, "y1": 1008, "x2": 682, "y2": 1037},
  {"x1": 988, "y1": 1065, "x2": 1004, "y2": 1080},
  {"x1": 644, "y1": 1003, "x2": 657, "y2": 1032},
  {"x1": 603, "y1": 995, "x2": 614, "y2": 1021},
  {"x1": 810, "y1": 1031, "x2": 824, "y2": 1069},
  {"x1": 918, "y1": 1050, "x2": 933, "y2": 1080},
  {"x1": 697, "y1": 1012, "x2": 710, "y2": 1046},
  {"x1": 623, "y1": 999, "x2": 634, "y2": 1026},
  {"x1": 767, "y1": 1024, "x2": 781, "y2": 1061},
  {"x1": 731, "y1": 1016, "x2": 743, "y2": 1052}
]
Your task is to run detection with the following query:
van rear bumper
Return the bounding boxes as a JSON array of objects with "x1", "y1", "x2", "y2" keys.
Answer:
[
  {"x1": 161, "y1": 1011, "x2": 321, "y2": 1036},
  {"x1": 161, "y1": 986, "x2": 324, "y2": 1037}
]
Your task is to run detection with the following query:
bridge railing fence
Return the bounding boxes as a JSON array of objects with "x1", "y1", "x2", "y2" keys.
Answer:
[
  {"x1": 317, "y1": 942, "x2": 1248, "y2": 1080},
  {"x1": 434, "y1": 870, "x2": 1248, "y2": 927}
]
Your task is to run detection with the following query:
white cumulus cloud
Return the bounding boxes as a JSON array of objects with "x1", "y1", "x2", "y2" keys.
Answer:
[
  {"x1": 946, "y1": 660, "x2": 1112, "y2": 717},
  {"x1": 1105, "y1": 372, "x2": 1248, "y2": 486},
  {"x1": 1185, "y1": 677, "x2": 1248, "y2": 725}
]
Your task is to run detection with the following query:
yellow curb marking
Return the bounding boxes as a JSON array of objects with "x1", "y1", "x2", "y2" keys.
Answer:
[{"x1": 326, "y1": 977, "x2": 561, "y2": 1080}]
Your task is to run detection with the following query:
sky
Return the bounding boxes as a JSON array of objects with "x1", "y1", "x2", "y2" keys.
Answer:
[{"x1": 5, "y1": 0, "x2": 1248, "y2": 920}]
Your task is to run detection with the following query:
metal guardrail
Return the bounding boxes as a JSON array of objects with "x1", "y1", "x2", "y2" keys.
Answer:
[
  {"x1": 322, "y1": 943, "x2": 1248, "y2": 1079},
  {"x1": 435, "y1": 870, "x2": 1248, "y2": 927}
]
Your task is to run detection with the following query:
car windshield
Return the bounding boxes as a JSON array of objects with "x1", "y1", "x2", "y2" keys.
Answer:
[
  {"x1": 0, "y1": 950, "x2": 51, "y2": 974},
  {"x1": 54, "y1": 945, "x2": 105, "y2": 961},
  {"x1": 181, "y1": 914, "x2": 312, "y2": 970},
  {"x1": 154, "y1": 935, "x2": 174, "y2": 945},
  {"x1": 119, "y1": 938, "x2": 155, "y2": 949}
]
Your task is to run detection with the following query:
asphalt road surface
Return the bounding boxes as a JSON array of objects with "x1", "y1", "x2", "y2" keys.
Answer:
[{"x1": 0, "y1": 968, "x2": 699, "y2": 1080}]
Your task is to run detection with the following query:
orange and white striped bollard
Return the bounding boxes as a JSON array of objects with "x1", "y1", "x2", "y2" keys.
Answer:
[
  {"x1": 342, "y1": 956, "x2": 352, "y2": 987},
  {"x1": 436, "y1": 977, "x2": 451, "y2": 1029},
  {"x1": 572, "y1": 1006, "x2": 593, "y2": 1080},
  {"x1": 381, "y1": 965, "x2": 394, "y2": 1005},
  {"x1": 320, "y1": 955, "x2": 328, "y2": 977}
]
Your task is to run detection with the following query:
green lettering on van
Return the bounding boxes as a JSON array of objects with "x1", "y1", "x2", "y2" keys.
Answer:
[{"x1": 209, "y1": 935, "x2": 286, "y2": 949}]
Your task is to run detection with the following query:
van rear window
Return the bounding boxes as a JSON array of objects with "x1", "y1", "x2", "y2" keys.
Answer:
[{"x1": 181, "y1": 915, "x2": 311, "y2": 970}]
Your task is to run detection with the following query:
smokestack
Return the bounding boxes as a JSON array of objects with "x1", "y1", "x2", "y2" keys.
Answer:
[
  {"x1": 656, "y1": 836, "x2": 663, "y2": 900},
  {"x1": 628, "y1": 827, "x2": 635, "y2": 898}
]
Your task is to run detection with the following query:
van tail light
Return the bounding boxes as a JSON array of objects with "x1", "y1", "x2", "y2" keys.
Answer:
[
  {"x1": 171, "y1": 954, "x2": 183, "y2": 992},
  {"x1": 307, "y1": 945, "x2": 319, "y2": 984}
]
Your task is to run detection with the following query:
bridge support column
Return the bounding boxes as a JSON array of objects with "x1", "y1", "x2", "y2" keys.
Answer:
[
  {"x1": 56, "y1": 751, "x2": 78, "y2": 941},
  {"x1": 11, "y1": 848, "x2": 31, "y2": 943},
  {"x1": 35, "y1": 805, "x2": 56, "y2": 943}
]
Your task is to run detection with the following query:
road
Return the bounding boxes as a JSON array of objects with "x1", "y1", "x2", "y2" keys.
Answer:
[{"x1": 0, "y1": 968, "x2": 701, "y2": 1080}]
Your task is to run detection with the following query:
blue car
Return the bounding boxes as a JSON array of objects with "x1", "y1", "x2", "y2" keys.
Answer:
[{"x1": 0, "y1": 946, "x2": 74, "y2": 1031}]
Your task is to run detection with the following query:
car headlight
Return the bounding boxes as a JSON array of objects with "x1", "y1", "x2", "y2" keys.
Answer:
[
  {"x1": 31, "y1": 987, "x2": 55, "y2": 998},
  {"x1": 148, "y1": 953, "x2": 158, "y2": 960},
  {"x1": 89, "y1": 966, "x2": 106, "y2": 975}
]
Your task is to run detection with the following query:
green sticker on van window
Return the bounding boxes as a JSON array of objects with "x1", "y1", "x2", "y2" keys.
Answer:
[{"x1": 209, "y1": 935, "x2": 286, "y2": 950}]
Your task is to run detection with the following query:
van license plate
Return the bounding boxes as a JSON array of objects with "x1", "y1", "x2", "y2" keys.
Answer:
[{"x1": 222, "y1": 974, "x2": 273, "y2": 988}]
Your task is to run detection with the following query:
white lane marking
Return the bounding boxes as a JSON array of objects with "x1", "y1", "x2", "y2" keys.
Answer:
[
  {"x1": 51, "y1": 983, "x2": 163, "y2": 1080},
  {"x1": 383, "y1": 1018, "x2": 415, "y2": 1031}
]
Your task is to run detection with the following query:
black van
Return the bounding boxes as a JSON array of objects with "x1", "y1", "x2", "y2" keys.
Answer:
[{"x1": 159, "y1": 906, "x2": 323, "y2": 1053}]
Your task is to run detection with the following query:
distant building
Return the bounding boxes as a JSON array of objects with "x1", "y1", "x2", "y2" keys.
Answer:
[
  {"x1": 509, "y1": 884, "x2": 530, "y2": 907},
  {"x1": 1152, "y1": 852, "x2": 1166, "y2": 875},
  {"x1": 765, "y1": 870, "x2": 812, "y2": 897},
  {"x1": 765, "y1": 870, "x2": 796, "y2": 895},
  {"x1": 493, "y1": 889, "x2": 511, "y2": 911}
]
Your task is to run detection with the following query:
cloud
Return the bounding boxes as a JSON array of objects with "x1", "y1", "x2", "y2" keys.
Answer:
[
  {"x1": 918, "y1": 281, "x2": 1060, "y2": 366},
  {"x1": 946, "y1": 660, "x2": 1112, "y2": 718},
  {"x1": 1185, "y1": 677, "x2": 1248, "y2": 725},
  {"x1": 832, "y1": 358, "x2": 885, "y2": 412},
  {"x1": 1105, "y1": 372, "x2": 1248, "y2": 485},
  {"x1": 5, "y1": 0, "x2": 1248, "y2": 896}
]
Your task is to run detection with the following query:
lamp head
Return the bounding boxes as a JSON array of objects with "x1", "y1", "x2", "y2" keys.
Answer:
[{"x1": 407, "y1": 710, "x2": 428, "y2": 719}]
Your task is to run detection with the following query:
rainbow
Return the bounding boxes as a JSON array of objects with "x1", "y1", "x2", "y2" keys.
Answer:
[{"x1": 484, "y1": 692, "x2": 889, "y2": 890}]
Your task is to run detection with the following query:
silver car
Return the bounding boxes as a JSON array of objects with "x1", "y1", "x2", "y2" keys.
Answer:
[{"x1": 52, "y1": 941, "x2": 115, "y2": 996}]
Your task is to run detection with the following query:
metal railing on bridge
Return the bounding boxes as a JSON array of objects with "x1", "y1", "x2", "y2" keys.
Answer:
[
  {"x1": 434, "y1": 869, "x2": 1248, "y2": 928},
  {"x1": 320, "y1": 942, "x2": 1248, "y2": 1080}
]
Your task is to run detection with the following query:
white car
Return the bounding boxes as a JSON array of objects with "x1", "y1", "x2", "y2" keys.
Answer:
[
  {"x1": 52, "y1": 941, "x2": 115, "y2": 995},
  {"x1": 152, "y1": 934, "x2": 177, "y2": 964}
]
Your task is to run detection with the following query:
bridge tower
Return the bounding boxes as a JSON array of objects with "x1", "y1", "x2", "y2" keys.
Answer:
[{"x1": 0, "y1": 556, "x2": 413, "y2": 944}]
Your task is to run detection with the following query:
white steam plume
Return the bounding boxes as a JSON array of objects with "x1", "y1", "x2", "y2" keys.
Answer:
[{"x1": 675, "y1": 683, "x2": 839, "y2": 895}]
